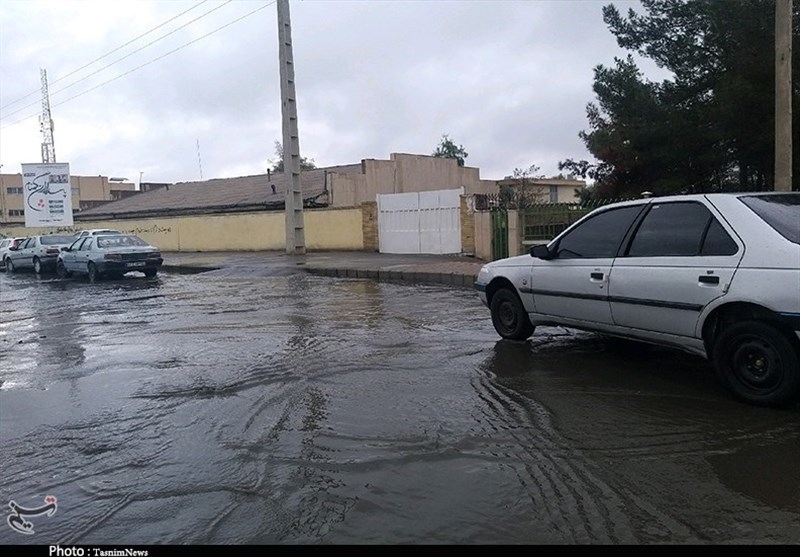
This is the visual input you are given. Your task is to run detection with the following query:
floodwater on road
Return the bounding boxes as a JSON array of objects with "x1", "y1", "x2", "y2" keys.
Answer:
[{"x1": 1, "y1": 268, "x2": 798, "y2": 544}]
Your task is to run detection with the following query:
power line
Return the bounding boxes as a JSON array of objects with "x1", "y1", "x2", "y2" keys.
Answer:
[
  {"x1": 0, "y1": 0, "x2": 210, "y2": 112},
  {"x1": 0, "y1": 0, "x2": 235, "y2": 122},
  {"x1": 0, "y1": 1, "x2": 276, "y2": 131}
]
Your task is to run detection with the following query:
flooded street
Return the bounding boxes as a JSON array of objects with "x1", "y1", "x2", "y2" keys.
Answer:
[{"x1": 1, "y1": 268, "x2": 798, "y2": 544}]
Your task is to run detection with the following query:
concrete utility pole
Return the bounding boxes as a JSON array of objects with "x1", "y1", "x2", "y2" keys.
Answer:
[
  {"x1": 277, "y1": 0, "x2": 305, "y2": 254},
  {"x1": 775, "y1": 0, "x2": 793, "y2": 191}
]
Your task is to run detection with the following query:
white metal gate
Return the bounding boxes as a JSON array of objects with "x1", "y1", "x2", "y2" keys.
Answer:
[{"x1": 377, "y1": 188, "x2": 462, "y2": 254}]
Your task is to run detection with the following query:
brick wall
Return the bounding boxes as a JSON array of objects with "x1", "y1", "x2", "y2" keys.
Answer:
[
  {"x1": 460, "y1": 195, "x2": 475, "y2": 256},
  {"x1": 361, "y1": 201, "x2": 378, "y2": 252}
]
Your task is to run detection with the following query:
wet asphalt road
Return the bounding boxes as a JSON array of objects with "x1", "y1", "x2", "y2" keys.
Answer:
[{"x1": 1, "y1": 267, "x2": 799, "y2": 545}]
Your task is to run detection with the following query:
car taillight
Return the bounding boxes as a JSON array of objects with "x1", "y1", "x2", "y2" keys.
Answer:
[
  {"x1": 105, "y1": 253, "x2": 122, "y2": 261},
  {"x1": 46, "y1": 248, "x2": 60, "y2": 255}
]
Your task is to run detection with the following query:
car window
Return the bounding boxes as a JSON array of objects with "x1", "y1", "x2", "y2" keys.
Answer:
[
  {"x1": 42, "y1": 235, "x2": 74, "y2": 245},
  {"x1": 0, "y1": 240, "x2": 8, "y2": 248},
  {"x1": 739, "y1": 194, "x2": 800, "y2": 244},
  {"x1": 69, "y1": 238, "x2": 86, "y2": 251},
  {"x1": 627, "y1": 202, "x2": 712, "y2": 257},
  {"x1": 80, "y1": 239, "x2": 94, "y2": 251},
  {"x1": 700, "y1": 218, "x2": 738, "y2": 256},
  {"x1": 555, "y1": 205, "x2": 644, "y2": 259}
]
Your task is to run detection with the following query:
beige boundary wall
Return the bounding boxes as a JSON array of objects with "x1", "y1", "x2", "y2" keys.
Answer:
[
  {"x1": 0, "y1": 207, "x2": 365, "y2": 252},
  {"x1": 1, "y1": 201, "x2": 500, "y2": 260}
]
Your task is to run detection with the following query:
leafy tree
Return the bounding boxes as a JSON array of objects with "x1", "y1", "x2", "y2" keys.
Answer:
[
  {"x1": 567, "y1": 0, "x2": 800, "y2": 197},
  {"x1": 270, "y1": 140, "x2": 317, "y2": 172},
  {"x1": 432, "y1": 134, "x2": 468, "y2": 167}
]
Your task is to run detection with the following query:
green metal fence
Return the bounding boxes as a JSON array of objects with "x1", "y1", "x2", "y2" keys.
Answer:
[
  {"x1": 520, "y1": 199, "x2": 627, "y2": 245},
  {"x1": 521, "y1": 203, "x2": 592, "y2": 243},
  {"x1": 491, "y1": 209, "x2": 508, "y2": 260},
  {"x1": 474, "y1": 194, "x2": 628, "y2": 260}
]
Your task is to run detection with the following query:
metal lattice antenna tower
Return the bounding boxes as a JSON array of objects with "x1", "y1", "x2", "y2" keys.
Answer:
[{"x1": 39, "y1": 68, "x2": 56, "y2": 163}]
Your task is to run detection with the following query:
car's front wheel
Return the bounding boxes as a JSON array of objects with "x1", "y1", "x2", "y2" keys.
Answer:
[
  {"x1": 57, "y1": 260, "x2": 72, "y2": 278},
  {"x1": 88, "y1": 262, "x2": 99, "y2": 283},
  {"x1": 490, "y1": 288, "x2": 535, "y2": 340},
  {"x1": 6, "y1": 258, "x2": 15, "y2": 273},
  {"x1": 713, "y1": 321, "x2": 800, "y2": 407},
  {"x1": 33, "y1": 257, "x2": 42, "y2": 274}
]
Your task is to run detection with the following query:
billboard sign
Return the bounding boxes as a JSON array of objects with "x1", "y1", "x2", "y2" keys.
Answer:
[{"x1": 21, "y1": 163, "x2": 74, "y2": 227}]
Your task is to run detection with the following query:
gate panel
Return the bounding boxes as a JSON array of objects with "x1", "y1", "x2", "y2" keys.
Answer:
[
  {"x1": 491, "y1": 209, "x2": 508, "y2": 260},
  {"x1": 377, "y1": 189, "x2": 462, "y2": 254}
]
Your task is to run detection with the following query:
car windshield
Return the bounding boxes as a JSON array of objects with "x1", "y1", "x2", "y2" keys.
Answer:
[
  {"x1": 41, "y1": 235, "x2": 75, "y2": 245},
  {"x1": 740, "y1": 194, "x2": 800, "y2": 244},
  {"x1": 97, "y1": 235, "x2": 148, "y2": 248}
]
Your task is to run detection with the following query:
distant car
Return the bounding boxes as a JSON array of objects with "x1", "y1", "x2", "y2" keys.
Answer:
[
  {"x1": 57, "y1": 234, "x2": 163, "y2": 281},
  {"x1": 0, "y1": 237, "x2": 27, "y2": 271},
  {"x1": 475, "y1": 192, "x2": 800, "y2": 407},
  {"x1": 4, "y1": 235, "x2": 75, "y2": 274},
  {"x1": 72, "y1": 229, "x2": 123, "y2": 239}
]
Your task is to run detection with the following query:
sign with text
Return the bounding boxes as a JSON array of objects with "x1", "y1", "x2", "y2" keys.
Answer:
[{"x1": 21, "y1": 162, "x2": 74, "y2": 227}]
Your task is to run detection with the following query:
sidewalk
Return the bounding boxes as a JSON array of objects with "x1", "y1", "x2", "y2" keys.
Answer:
[{"x1": 161, "y1": 251, "x2": 488, "y2": 288}]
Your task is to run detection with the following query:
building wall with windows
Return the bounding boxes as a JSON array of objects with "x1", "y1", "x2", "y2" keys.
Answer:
[{"x1": 0, "y1": 173, "x2": 135, "y2": 224}]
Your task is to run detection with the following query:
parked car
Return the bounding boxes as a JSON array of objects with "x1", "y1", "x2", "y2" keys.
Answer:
[
  {"x1": 4, "y1": 234, "x2": 75, "y2": 274},
  {"x1": 0, "y1": 237, "x2": 27, "y2": 271},
  {"x1": 57, "y1": 234, "x2": 163, "y2": 281},
  {"x1": 72, "y1": 229, "x2": 123, "y2": 239},
  {"x1": 474, "y1": 192, "x2": 800, "y2": 407}
]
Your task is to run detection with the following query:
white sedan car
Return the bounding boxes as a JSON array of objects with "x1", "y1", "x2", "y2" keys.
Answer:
[{"x1": 475, "y1": 192, "x2": 800, "y2": 407}]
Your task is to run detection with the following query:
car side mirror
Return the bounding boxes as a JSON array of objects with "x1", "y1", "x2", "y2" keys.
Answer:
[{"x1": 530, "y1": 244, "x2": 553, "y2": 260}]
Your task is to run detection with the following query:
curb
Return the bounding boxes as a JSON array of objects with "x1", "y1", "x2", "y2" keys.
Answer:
[
  {"x1": 304, "y1": 266, "x2": 477, "y2": 288},
  {"x1": 159, "y1": 262, "x2": 479, "y2": 289}
]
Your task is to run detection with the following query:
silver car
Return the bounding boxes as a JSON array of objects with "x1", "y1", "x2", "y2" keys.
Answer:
[
  {"x1": 4, "y1": 234, "x2": 75, "y2": 274},
  {"x1": 0, "y1": 237, "x2": 27, "y2": 271},
  {"x1": 57, "y1": 234, "x2": 163, "y2": 281},
  {"x1": 72, "y1": 228, "x2": 123, "y2": 239},
  {"x1": 475, "y1": 192, "x2": 800, "y2": 407}
]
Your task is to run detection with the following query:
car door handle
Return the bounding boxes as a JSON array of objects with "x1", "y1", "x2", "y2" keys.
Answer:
[
  {"x1": 698, "y1": 275, "x2": 719, "y2": 285},
  {"x1": 590, "y1": 272, "x2": 604, "y2": 280}
]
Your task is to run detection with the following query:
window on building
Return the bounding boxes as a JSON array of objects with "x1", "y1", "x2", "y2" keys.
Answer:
[
  {"x1": 9, "y1": 209, "x2": 24, "y2": 216},
  {"x1": 6, "y1": 187, "x2": 23, "y2": 195},
  {"x1": 549, "y1": 185, "x2": 558, "y2": 203}
]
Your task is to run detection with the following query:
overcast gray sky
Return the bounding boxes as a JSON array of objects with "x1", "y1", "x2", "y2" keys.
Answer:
[{"x1": 0, "y1": 0, "x2": 668, "y2": 184}]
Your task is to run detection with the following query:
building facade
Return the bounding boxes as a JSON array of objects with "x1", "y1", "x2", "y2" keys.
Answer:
[{"x1": 0, "y1": 174, "x2": 136, "y2": 224}]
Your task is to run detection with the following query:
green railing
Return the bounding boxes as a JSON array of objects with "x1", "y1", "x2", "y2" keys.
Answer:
[{"x1": 520, "y1": 200, "x2": 627, "y2": 244}]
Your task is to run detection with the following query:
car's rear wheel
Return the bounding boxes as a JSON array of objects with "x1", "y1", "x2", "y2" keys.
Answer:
[
  {"x1": 57, "y1": 260, "x2": 72, "y2": 278},
  {"x1": 33, "y1": 257, "x2": 42, "y2": 274},
  {"x1": 713, "y1": 321, "x2": 800, "y2": 407},
  {"x1": 6, "y1": 258, "x2": 15, "y2": 273},
  {"x1": 144, "y1": 268, "x2": 157, "y2": 278},
  {"x1": 490, "y1": 288, "x2": 535, "y2": 340},
  {"x1": 88, "y1": 262, "x2": 99, "y2": 283}
]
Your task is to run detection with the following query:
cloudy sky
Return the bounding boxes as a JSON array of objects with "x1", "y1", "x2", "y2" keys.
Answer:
[{"x1": 0, "y1": 0, "x2": 669, "y2": 185}]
